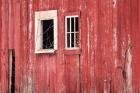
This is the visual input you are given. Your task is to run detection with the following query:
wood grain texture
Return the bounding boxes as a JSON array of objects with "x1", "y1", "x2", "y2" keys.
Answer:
[{"x1": 0, "y1": 0, "x2": 140, "y2": 93}]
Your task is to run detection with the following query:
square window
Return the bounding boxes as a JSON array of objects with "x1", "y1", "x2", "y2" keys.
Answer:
[
  {"x1": 35, "y1": 10, "x2": 57, "y2": 53},
  {"x1": 65, "y1": 16, "x2": 79, "y2": 49}
]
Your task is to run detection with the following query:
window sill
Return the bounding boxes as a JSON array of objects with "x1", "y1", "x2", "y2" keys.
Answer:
[
  {"x1": 64, "y1": 49, "x2": 81, "y2": 55},
  {"x1": 35, "y1": 49, "x2": 56, "y2": 54}
]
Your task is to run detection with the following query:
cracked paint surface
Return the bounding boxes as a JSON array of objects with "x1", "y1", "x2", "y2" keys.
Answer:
[{"x1": 0, "y1": 0, "x2": 140, "y2": 93}]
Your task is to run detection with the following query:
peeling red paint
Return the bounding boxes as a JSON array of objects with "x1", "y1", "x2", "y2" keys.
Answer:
[{"x1": 0, "y1": 0, "x2": 140, "y2": 93}]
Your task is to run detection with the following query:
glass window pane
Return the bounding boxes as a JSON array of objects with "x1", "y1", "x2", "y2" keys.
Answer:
[
  {"x1": 75, "y1": 33, "x2": 79, "y2": 47},
  {"x1": 71, "y1": 18, "x2": 74, "y2": 32},
  {"x1": 75, "y1": 17, "x2": 78, "y2": 32},
  {"x1": 71, "y1": 33, "x2": 74, "y2": 47},
  {"x1": 67, "y1": 33, "x2": 70, "y2": 48},
  {"x1": 67, "y1": 18, "x2": 70, "y2": 32}
]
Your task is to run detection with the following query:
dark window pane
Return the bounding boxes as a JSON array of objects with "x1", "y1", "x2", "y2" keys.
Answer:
[
  {"x1": 67, "y1": 18, "x2": 70, "y2": 32},
  {"x1": 75, "y1": 33, "x2": 79, "y2": 47},
  {"x1": 71, "y1": 33, "x2": 74, "y2": 47},
  {"x1": 67, "y1": 33, "x2": 70, "y2": 48},
  {"x1": 42, "y1": 19, "x2": 54, "y2": 49},
  {"x1": 75, "y1": 17, "x2": 78, "y2": 32},
  {"x1": 71, "y1": 18, "x2": 74, "y2": 32}
]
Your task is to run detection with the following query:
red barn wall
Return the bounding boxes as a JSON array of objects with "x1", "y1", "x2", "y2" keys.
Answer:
[
  {"x1": 132, "y1": 0, "x2": 140, "y2": 91},
  {"x1": 0, "y1": 0, "x2": 1, "y2": 92},
  {"x1": 0, "y1": 0, "x2": 140, "y2": 93}
]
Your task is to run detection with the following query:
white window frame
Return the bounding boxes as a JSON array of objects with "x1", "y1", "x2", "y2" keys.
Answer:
[
  {"x1": 35, "y1": 10, "x2": 58, "y2": 53},
  {"x1": 65, "y1": 15, "x2": 79, "y2": 50}
]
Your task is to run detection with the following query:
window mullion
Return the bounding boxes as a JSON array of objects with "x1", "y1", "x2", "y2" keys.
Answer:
[
  {"x1": 74, "y1": 17, "x2": 76, "y2": 47},
  {"x1": 65, "y1": 18, "x2": 67, "y2": 48},
  {"x1": 70, "y1": 17, "x2": 72, "y2": 48}
]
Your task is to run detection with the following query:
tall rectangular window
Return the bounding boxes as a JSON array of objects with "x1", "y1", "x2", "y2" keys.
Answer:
[
  {"x1": 35, "y1": 10, "x2": 57, "y2": 53},
  {"x1": 65, "y1": 16, "x2": 79, "y2": 49}
]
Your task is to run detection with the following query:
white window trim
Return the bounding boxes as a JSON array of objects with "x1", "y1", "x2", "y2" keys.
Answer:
[
  {"x1": 65, "y1": 15, "x2": 79, "y2": 50},
  {"x1": 35, "y1": 10, "x2": 58, "y2": 53}
]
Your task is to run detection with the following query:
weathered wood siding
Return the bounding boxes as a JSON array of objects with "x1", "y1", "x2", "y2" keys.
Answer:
[{"x1": 0, "y1": 0, "x2": 140, "y2": 93}]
